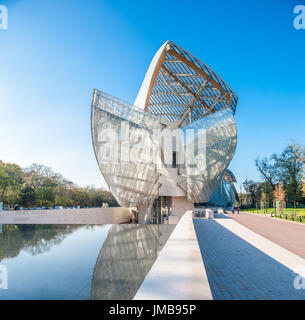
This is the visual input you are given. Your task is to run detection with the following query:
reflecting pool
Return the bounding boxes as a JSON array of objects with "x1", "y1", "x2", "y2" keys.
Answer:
[{"x1": 0, "y1": 224, "x2": 175, "y2": 300}]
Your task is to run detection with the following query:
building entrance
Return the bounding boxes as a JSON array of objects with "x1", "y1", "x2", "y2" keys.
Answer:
[{"x1": 150, "y1": 196, "x2": 172, "y2": 224}]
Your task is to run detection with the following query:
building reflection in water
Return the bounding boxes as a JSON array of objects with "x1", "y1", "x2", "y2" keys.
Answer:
[
  {"x1": 91, "y1": 224, "x2": 175, "y2": 300},
  {"x1": 0, "y1": 224, "x2": 81, "y2": 260},
  {"x1": 0, "y1": 224, "x2": 174, "y2": 299}
]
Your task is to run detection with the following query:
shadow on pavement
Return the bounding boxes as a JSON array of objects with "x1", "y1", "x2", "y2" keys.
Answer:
[{"x1": 194, "y1": 219, "x2": 305, "y2": 300}]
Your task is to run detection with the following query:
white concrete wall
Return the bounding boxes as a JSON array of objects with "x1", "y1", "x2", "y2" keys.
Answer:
[
  {"x1": 134, "y1": 210, "x2": 212, "y2": 300},
  {"x1": 170, "y1": 196, "x2": 194, "y2": 224},
  {"x1": 159, "y1": 168, "x2": 186, "y2": 197},
  {"x1": 0, "y1": 207, "x2": 131, "y2": 224},
  {"x1": 134, "y1": 41, "x2": 169, "y2": 109}
]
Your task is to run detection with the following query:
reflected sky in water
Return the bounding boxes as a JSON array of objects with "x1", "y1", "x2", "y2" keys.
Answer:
[{"x1": 0, "y1": 224, "x2": 174, "y2": 300}]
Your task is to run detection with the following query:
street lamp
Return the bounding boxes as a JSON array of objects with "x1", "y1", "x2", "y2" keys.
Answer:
[{"x1": 264, "y1": 178, "x2": 267, "y2": 214}]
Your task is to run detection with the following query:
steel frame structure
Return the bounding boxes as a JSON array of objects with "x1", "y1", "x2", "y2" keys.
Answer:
[{"x1": 91, "y1": 41, "x2": 239, "y2": 215}]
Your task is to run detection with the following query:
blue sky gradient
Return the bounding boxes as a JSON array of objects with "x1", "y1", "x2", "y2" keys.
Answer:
[{"x1": 0, "y1": 0, "x2": 304, "y2": 190}]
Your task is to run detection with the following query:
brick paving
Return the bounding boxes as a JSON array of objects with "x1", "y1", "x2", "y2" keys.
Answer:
[
  {"x1": 228, "y1": 211, "x2": 305, "y2": 259},
  {"x1": 194, "y1": 218, "x2": 305, "y2": 300}
]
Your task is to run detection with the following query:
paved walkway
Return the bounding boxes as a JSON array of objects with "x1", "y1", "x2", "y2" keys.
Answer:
[
  {"x1": 228, "y1": 211, "x2": 305, "y2": 259},
  {"x1": 194, "y1": 215, "x2": 305, "y2": 300}
]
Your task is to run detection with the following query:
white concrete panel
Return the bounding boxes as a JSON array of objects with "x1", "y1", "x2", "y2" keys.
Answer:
[
  {"x1": 169, "y1": 196, "x2": 193, "y2": 224},
  {"x1": 159, "y1": 168, "x2": 186, "y2": 197},
  {"x1": 0, "y1": 208, "x2": 131, "y2": 224},
  {"x1": 134, "y1": 41, "x2": 169, "y2": 109},
  {"x1": 134, "y1": 211, "x2": 213, "y2": 300}
]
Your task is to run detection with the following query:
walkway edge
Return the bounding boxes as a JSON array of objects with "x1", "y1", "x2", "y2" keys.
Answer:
[
  {"x1": 216, "y1": 218, "x2": 305, "y2": 274},
  {"x1": 134, "y1": 211, "x2": 213, "y2": 300}
]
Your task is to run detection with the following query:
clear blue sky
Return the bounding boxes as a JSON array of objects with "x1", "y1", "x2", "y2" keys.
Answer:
[{"x1": 0, "y1": 0, "x2": 304, "y2": 190}]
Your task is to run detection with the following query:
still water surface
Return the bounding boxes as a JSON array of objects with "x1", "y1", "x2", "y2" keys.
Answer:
[{"x1": 0, "y1": 224, "x2": 174, "y2": 299}]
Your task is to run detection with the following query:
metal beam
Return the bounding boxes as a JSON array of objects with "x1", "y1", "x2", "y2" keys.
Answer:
[
  {"x1": 151, "y1": 91, "x2": 225, "y2": 102},
  {"x1": 178, "y1": 79, "x2": 210, "y2": 124},
  {"x1": 167, "y1": 48, "x2": 231, "y2": 102},
  {"x1": 160, "y1": 65, "x2": 211, "y2": 113},
  {"x1": 197, "y1": 91, "x2": 224, "y2": 121}
]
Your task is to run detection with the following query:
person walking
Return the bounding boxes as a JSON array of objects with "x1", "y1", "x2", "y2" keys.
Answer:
[
  {"x1": 237, "y1": 206, "x2": 240, "y2": 214},
  {"x1": 232, "y1": 205, "x2": 235, "y2": 214}
]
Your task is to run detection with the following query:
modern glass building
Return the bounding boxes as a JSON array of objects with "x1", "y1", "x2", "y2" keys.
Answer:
[{"x1": 91, "y1": 41, "x2": 238, "y2": 223}]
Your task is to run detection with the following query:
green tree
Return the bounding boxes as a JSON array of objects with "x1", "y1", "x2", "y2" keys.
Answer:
[
  {"x1": 0, "y1": 161, "x2": 24, "y2": 204},
  {"x1": 255, "y1": 157, "x2": 278, "y2": 190},
  {"x1": 36, "y1": 178, "x2": 57, "y2": 207},
  {"x1": 19, "y1": 185, "x2": 36, "y2": 208},
  {"x1": 0, "y1": 161, "x2": 9, "y2": 201},
  {"x1": 0, "y1": 161, "x2": 120, "y2": 209},
  {"x1": 243, "y1": 179, "x2": 261, "y2": 207},
  {"x1": 272, "y1": 144, "x2": 304, "y2": 207}
]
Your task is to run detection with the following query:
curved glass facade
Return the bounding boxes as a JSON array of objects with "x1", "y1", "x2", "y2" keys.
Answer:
[
  {"x1": 91, "y1": 41, "x2": 239, "y2": 220},
  {"x1": 91, "y1": 90, "x2": 163, "y2": 207},
  {"x1": 178, "y1": 108, "x2": 237, "y2": 203}
]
